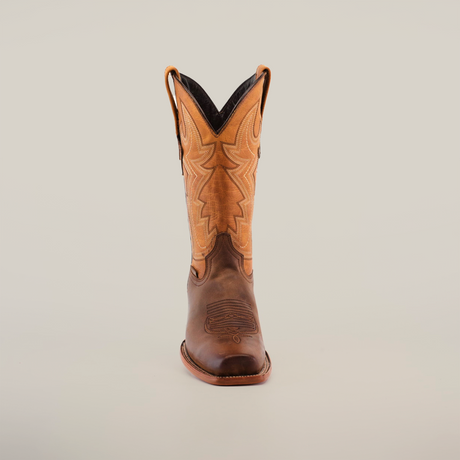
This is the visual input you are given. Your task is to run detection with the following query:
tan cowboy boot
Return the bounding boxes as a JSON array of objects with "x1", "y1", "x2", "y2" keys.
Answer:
[{"x1": 164, "y1": 65, "x2": 272, "y2": 385}]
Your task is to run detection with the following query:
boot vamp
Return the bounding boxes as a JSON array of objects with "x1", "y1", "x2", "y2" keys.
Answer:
[{"x1": 186, "y1": 244, "x2": 266, "y2": 377}]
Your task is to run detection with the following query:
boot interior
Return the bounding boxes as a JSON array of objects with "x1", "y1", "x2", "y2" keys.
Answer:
[{"x1": 178, "y1": 72, "x2": 258, "y2": 133}]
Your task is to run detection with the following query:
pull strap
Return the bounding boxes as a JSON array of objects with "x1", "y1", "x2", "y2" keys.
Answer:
[
  {"x1": 255, "y1": 65, "x2": 271, "y2": 158},
  {"x1": 164, "y1": 65, "x2": 184, "y2": 172},
  {"x1": 255, "y1": 65, "x2": 271, "y2": 118}
]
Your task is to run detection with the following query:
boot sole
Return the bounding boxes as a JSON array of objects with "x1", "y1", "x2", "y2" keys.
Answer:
[{"x1": 180, "y1": 340, "x2": 272, "y2": 386}]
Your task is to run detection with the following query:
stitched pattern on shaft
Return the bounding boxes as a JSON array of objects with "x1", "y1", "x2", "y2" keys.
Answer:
[
  {"x1": 176, "y1": 77, "x2": 264, "y2": 276},
  {"x1": 180, "y1": 102, "x2": 217, "y2": 254},
  {"x1": 222, "y1": 102, "x2": 260, "y2": 255}
]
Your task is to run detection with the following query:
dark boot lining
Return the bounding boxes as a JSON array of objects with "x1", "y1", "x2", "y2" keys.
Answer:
[{"x1": 179, "y1": 72, "x2": 257, "y2": 134}]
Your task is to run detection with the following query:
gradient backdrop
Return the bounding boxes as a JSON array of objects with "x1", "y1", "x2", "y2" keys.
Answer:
[{"x1": 1, "y1": 1, "x2": 459, "y2": 459}]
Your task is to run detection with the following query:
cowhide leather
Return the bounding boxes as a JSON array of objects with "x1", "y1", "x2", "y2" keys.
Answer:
[{"x1": 165, "y1": 65, "x2": 271, "y2": 377}]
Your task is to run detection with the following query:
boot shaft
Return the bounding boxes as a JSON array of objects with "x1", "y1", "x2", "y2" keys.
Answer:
[{"x1": 165, "y1": 65, "x2": 271, "y2": 277}]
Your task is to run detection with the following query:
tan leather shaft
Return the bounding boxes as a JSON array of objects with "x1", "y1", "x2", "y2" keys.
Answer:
[{"x1": 166, "y1": 66, "x2": 270, "y2": 277}]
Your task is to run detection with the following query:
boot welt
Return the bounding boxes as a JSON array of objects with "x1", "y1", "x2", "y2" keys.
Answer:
[{"x1": 180, "y1": 341, "x2": 272, "y2": 386}]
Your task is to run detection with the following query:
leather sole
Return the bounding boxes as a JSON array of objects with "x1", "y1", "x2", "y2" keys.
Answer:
[{"x1": 180, "y1": 340, "x2": 272, "y2": 386}]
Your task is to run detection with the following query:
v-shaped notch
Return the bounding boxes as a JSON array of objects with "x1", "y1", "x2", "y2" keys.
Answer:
[
  {"x1": 165, "y1": 65, "x2": 271, "y2": 173},
  {"x1": 175, "y1": 71, "x2": 263, "y2": 134}
]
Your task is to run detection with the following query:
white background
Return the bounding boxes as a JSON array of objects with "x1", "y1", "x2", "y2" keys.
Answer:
[{"x1": 1, "y1": 1, "x2": 459, "y2": 459}]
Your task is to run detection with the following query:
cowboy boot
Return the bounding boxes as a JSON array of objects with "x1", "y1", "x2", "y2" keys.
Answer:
[{"x1": 164, "y1": 65, "x2": 272, "y2": 385}]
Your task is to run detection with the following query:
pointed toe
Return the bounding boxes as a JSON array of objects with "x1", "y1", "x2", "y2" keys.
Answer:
[
  {"x1": 215, "y1": 354, "x2": 263, "y2": 377},
  {"x1": 180, "y1": 341, "x2": 272, "y2": 386}
]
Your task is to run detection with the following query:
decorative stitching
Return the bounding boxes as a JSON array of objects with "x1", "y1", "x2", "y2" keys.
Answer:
[
  {"x1": 180, "y1": 102, "x2": 217, "y2": 253},
  {"x1": 204, "y1": 299, "x2": 258, "y2": 343},
  {"x1": 177, "y1": 82, "x2": 264, "y2": 277},
  {"x1": 222, "y1": 102, "x2": 260, "y2": 253},
  {"x1": 188, "y1": 233, "x2": 253, "y2": 286}
]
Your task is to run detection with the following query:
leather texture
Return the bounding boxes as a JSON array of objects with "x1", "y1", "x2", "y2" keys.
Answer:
[
  {"x1": 166, "y1": 66, "x2": 270, "y2": 277},
  {"x1": 165, "y1": 65, "x2": 271, "y2": 380},
  {"x1": 187, "y1": 233, "x2": 266, "y2": 376}
]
